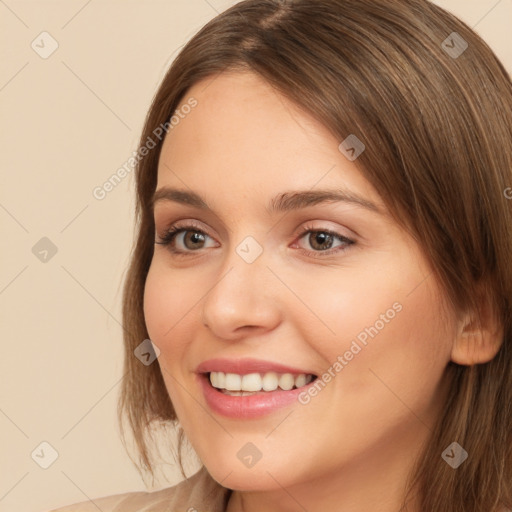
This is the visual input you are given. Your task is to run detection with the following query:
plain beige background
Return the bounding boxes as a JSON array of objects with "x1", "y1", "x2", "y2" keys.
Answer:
[{"x1": 1, "y1": 1, "x2": 511, "y2": 511}]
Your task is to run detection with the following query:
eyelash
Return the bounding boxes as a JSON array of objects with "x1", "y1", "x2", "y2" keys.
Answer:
[{"x1": 155, "y1": 221, "x2": 355, "y2": 259}]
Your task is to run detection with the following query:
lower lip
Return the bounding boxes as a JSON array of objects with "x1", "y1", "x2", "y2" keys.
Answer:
[{"x1": 198, "y1": 373, "x2": 314, "y2": 419}]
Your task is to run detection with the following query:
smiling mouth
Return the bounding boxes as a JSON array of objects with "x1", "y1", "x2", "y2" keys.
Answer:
[{"x1": 206, "y1": 371, "x2": 318, "y2": 396}]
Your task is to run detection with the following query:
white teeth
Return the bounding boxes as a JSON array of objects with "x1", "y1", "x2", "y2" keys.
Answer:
[
  {"x1": 262, "y1": 371, "x2": 279, "y2": 391},
  {"x1": 224, "y1": 373, "x2": 241, "y2": 391},
  {"x1": 209, "y1": 371, "x2": 314, "y2": 393},
  {"x1": 279, "y1": 373, "x2": 294, "y2": 391},
  {"x1": 295, "y1": 374, "x2": 306, "y2": 388},
  {"x1": 241, "y1": 373, "x2": 262, "y2": 392}
]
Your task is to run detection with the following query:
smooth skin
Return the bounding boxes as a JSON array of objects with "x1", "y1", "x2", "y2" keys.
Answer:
[{"x1": 143, "y1": 71, "x2": 500, "y2": 512}]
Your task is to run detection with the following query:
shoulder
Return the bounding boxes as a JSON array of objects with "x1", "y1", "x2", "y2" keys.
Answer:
[
  {"x1": 46, "y1": 466, "x2": 231, "y2": 512},
  {"x1": 46, "y1": 492, "x2": 131, "y2": 512}
]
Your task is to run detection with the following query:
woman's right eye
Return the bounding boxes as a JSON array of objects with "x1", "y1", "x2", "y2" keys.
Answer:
[{"x1": 155, "y1": 223, "x2": 218, "y2": 256}]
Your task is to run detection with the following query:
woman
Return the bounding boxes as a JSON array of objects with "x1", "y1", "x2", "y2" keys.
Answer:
[{"x1": 49, "y1": 0, "x2": 512, "y2": 510}]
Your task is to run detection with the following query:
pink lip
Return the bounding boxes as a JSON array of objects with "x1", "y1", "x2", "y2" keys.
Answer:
[
  {"x1": 198, "y1": 374, "x2": 317, "y2": 419},
  {"x1": 196, "y1": 357, "x2": 314, "y2": 376},
  {"x1": 196, "y1": 358, "x2": 318, "y2": 419}
]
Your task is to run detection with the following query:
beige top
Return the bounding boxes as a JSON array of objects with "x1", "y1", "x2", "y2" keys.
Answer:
[{"x1": 47, "y1": 467, "x2": 232, "y2": 512}]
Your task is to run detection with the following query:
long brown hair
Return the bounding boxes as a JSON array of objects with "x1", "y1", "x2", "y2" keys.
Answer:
[{"x1": 117, "y1": 1, "x2": 512, "y2": 510}]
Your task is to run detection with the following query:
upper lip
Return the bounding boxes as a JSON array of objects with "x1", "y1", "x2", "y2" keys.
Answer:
[{"x1": 196, "y1": 358, "x2": 317, "y2": 376}]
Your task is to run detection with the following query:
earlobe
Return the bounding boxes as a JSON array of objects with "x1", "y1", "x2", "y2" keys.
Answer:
[{"x1": 450, "y1": 306, "x2": 504, "y2": 366}]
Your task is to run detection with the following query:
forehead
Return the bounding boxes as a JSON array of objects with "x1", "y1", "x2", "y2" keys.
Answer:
[
  {"x1": 161, "y1": 71, "x2": 326, "y2": 164},
  {"x1": 156, "y1": 71, "x2": 384, "y2": 213}
]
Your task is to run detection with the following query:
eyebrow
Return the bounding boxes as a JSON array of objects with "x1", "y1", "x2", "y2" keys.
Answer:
[{"x1": 152, "y1": 187, "x2": 382, "y2": 215}]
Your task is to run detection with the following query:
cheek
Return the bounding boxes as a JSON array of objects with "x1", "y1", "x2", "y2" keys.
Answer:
[
  {"x1": 143, "y1": 267, "x2": 169, "y2": 344},
  {"x1": 143, "y1": 261, "x2": 194, "y2": 342},
  {"x1": 291, "y1": 251, "x2": 454, "y2": 399},
  {"x1": 142, "y1": 262, "x2": 200, "y2": 376},
  {"x1": 336, "y1": 274, "x2": 454, "y2": 420},
  {"x1": 143, "y1": 262, "x2": 200, "y2": 416}
]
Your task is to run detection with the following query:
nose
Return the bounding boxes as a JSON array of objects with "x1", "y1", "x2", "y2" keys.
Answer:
[{"x1": 200, "y1": 249, "x2": 282, "y2": 341}]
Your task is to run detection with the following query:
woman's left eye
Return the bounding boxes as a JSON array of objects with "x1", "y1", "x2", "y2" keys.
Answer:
[{"x1": 155, "y1": 223, "x2": 355, "y2": 258}]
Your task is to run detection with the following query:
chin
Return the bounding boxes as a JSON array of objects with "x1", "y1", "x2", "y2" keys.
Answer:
[
  {"x1": 197, "y1": 439, "x2": 311, "y2": 492},
  {"x1": 207, "y1": 462, "x2": 290, "y2": 492}
]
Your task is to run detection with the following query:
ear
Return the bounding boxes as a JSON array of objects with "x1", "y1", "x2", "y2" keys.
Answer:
[{"x1": 450, "y1": 292, "x2": 504, "y2": 366}]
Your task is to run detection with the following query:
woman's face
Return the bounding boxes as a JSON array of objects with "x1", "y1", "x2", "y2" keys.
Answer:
[{"x1": 144, "y1": 71, "x2": 456, "y2": 495}]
